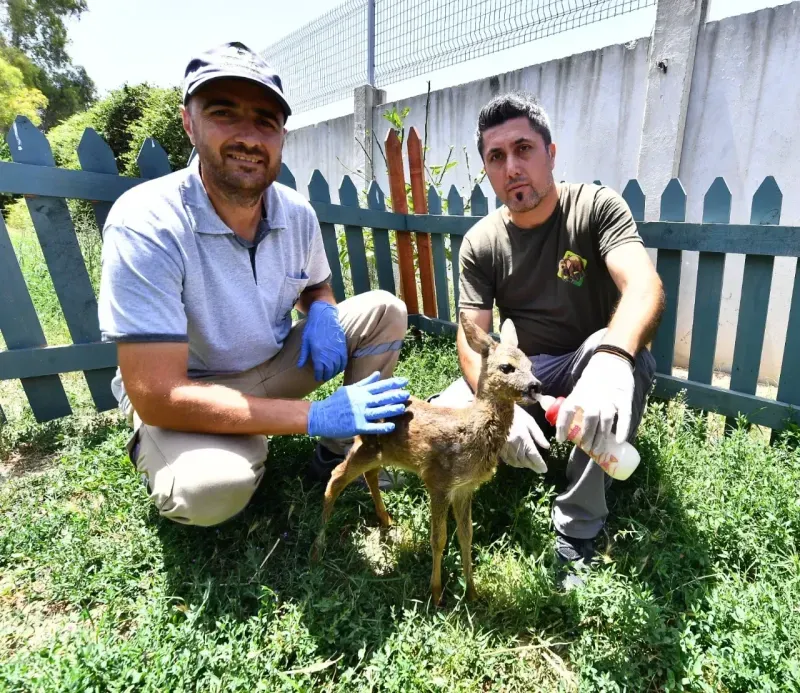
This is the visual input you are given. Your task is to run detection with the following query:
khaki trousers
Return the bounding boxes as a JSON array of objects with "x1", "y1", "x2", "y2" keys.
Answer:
[{"x1": 126, "y1": 290, "x2": 407, "y2": 527}]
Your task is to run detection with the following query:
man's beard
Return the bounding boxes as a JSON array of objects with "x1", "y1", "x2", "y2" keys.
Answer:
[
  {"x1": 505, "y1": 177, "x2": 554, "y2": 213},
  {"x1": 197, "y1": 142, "x2": 281, "y2": 207}
]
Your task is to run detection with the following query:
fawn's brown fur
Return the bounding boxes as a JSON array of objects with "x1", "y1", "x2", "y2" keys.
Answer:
[{"x1": 313, "y1": 311, "x2": 541, "y2": 605}]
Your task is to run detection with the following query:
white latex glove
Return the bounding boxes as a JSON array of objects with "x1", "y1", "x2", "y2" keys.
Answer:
[
  {"x1": 500, "y1": 404, "x2": 549, "y2": 473},
  {"x1": 556, "y1": 351, "x2": 635, "y2": 455}
]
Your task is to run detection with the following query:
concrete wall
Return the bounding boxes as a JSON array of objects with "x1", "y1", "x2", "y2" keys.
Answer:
[
  {"x1": 282, "y1": 1, "x2": 800, "y2": 384},
  {"x1": 284, "y1": 114, "x2": 355, "y2": 196}
]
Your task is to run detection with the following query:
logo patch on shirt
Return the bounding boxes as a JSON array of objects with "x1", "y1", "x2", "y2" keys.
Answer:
[{"x1": 557, "y1": 250, "x2": 588, "y2": 287}]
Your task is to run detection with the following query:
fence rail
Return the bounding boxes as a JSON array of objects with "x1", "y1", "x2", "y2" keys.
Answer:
[
  {"x1": 261, "y1": 0, "x2": 656, "y2": 114},
  {"x1": 2, "y1": 116, "x2": 800, "y2": 434}
]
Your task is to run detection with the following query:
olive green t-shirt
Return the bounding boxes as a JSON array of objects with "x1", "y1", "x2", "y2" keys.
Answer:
[{"x1": 458, "y1": 182, "x2": 642, "y2": 357}]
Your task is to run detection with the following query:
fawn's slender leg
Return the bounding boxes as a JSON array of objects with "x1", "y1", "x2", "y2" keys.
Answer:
[
  {"x1": 363, "y1": 469, "x2": 393, "y2": 527},
  {"x1": 429, "y1": 491, "x2": 450, "y2": 606},
  {"x1": 312, "y1": 441, "x2": 381, "y2": 561},
  {"x1": 321, "y1": 442, "x2": 379, "y2": 524},
  {"x1": 451, "y1": 490, "x2": 477, "y2": 601}
]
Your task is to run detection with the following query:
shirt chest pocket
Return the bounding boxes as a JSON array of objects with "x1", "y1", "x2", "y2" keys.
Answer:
[{"x1": 275, "y1": 272, "x2": 310, "y2": 325}]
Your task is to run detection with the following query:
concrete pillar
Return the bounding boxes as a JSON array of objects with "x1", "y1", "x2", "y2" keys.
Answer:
[
  {"x1": 354, "y1": 84, "x2": 386, "y2": 184},
  {"x1": 637, "y1": 0, "x2": 708, "y2": 219}
]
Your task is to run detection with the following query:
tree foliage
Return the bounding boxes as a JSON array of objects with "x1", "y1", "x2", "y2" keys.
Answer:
[
  {"x1": 0, "y1": 0, "x2": 95, "y2": 128},
  {"x1": 3, "y1": 0, "x2": 87, "y2": 69},
  {"x1": 0, "y1": 50, "x2": 47, "y2": 207},
  {"x1": 0, "y1": 51, "x2": 47, "y2": 128}
]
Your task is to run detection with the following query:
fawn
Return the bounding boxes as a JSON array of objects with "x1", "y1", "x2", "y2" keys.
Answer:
[{"x1": 313, "y1": 311, "x2": 542, "y2": 605}]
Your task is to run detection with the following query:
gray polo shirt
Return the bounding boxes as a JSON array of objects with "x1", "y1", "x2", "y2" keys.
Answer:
[{"x1": 98, "y1": 158, "x2": 331, "y2": 405}]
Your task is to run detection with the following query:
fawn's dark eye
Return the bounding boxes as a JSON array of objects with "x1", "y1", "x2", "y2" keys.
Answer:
[{"x1": 499, "y1": 364, "x2": 515, "y2": 374}]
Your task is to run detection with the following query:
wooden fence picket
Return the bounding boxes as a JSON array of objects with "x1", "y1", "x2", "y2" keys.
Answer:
[
  {"x1": 0, "y1": 210, "x2": 72, "y2": 421},
  {"x1": 278, "y1": 162, "x2": 297, "y2": 190},
  {"x1": 621, "y1": 179, "x2": 645, "y2": 222},
  {"x1": 427, "y1": 185, "x2": 451, "y2": 321},
  {"x1": 728, "y1": 177, "x2": 782, "y2": 428},
  {"x1": 469, "y1": 184, "x2": 490, "y2": 329},
  {"x1": 688, "y1": 178, "x2": 730, "y2": 385},
  {"x1": 385, "y1": 129, "x2": 419, "y2": 314},
  {"x1": 778, "y1": 256, "x2": 800, "y2": 411},
  {"x1": 407, "y1": 127, "x2": 437, "y2": 317},
  {"x1": 339, "y1": 175, "x2": 371, "y2": 295},
  {"x1": 308, "y1": 170, "x2": 346, "y2": 302},
  {"x1": 367, "y1": 181, "x2": 396, "y2": 295},
  {"x1": 77, "y1": 128, "x2": 119, "y2": 234},
  {"x1": 446, "y1": 185, "x2": 464, "y2": 314},
  {"x1": 136, "y1": 138, "x2": 172, "y2": 178},
  {"x1": 650, "y1": 179, "x2": 686, "y2": 375}
]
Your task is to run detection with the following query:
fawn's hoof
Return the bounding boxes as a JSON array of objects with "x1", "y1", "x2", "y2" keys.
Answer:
[{"x1": 377, "y1": 512, "x2": 393, "y2": 528}]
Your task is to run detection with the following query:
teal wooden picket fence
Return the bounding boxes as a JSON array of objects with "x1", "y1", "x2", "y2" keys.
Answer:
[{"x1": 2, "y1": 116, "x2": 800, "y2": 432}]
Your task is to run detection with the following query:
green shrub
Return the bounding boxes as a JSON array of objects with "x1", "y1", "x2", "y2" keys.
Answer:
[
  {"x1": 47, "y1": 108, "x2": 94, "y2": 170},
  {"x1": 46, "y1": 83, "x2": 185, "y2": 174},
  {"x1": 122, "y1": 86, "x2": 191, "y2": 176},
  {"x1": 90, "y1": 83, "x2": 153, "y2": 168}
]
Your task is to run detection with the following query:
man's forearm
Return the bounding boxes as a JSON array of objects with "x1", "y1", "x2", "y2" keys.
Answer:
[
  {"x1": 457, "y1": 328, "x2": 483, "y2": 393},
  {"x1": 603, "y1": 280, "x2": 665, "y2": 356},
  {"x1": 133, "y1": 381, "x2": 311, "y2": 436}
]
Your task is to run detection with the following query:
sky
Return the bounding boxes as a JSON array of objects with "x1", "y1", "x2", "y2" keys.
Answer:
[
  {"x1": 66, "y1": 0, "x2": 792, "y2": 129},
  {"x1": 65, "y1": 0, "x2": 344, "y2": 96}
]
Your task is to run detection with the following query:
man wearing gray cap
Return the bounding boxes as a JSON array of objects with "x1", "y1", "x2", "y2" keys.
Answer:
[{"x1": 97, "y1": 42, "x2": 410, "y2": 527}]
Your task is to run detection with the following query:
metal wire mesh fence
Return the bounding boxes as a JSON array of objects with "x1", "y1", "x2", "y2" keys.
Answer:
[
  {"x1": 262, "y1": 0, "x2": 368, "y2": 114},
  {"x1": 263, "y1": 0, "x2": 656, "y2": 114},
  {"x1": 375, "y1": 0, "x2": 656, "y2": 87}
]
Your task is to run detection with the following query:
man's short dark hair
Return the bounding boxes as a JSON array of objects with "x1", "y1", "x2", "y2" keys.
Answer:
[{"x1": 476, "y1": 92, "x2": 552, "y2": 158}]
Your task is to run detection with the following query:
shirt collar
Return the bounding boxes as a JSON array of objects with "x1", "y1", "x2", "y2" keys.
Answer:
[{"x1": 180, "y1": 156, "x2": 289, "y2": 236}]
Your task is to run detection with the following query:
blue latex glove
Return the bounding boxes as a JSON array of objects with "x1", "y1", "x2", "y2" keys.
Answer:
[
  {"x1": 308, "y1": 371, "x2": 410, "y2": 438},
  {"x1": 297, "y1": 301, "x2": 348, "y2": 382}
]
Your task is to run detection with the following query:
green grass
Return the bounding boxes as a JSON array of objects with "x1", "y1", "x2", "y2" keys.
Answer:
[{"x1": 2, "y1": 330, "x2": 800, "y2": 691}]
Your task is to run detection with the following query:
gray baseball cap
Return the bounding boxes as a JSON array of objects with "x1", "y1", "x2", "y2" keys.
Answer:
[{"x1": 182, "y1": 41, "x2": 292, "y2": 119}]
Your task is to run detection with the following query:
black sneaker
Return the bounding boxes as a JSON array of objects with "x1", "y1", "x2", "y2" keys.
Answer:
[
  {"x1": 306, "y1": 443, "x2": 406, "y2": 490},
  {"x1": 554, "y1": 531, "x2": 596, "y2": 590},
  {"x1": 306, "y1": 443, "x2": 345, "y2": 484}
]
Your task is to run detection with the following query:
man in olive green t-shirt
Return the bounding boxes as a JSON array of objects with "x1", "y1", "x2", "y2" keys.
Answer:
[{"x1": 429, "y1": 92, "x2": 665, "y2": 586}]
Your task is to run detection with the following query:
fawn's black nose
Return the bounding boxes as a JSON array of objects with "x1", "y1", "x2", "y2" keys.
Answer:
[{"x1": 525, "y1": 380, "x2": 542, "y2": 398}]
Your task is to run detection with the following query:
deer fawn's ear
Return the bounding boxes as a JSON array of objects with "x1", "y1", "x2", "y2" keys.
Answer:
[
  {"x1": 460, "y1": 311, "x2": 494, "y2": 356},
  {"x1": 499, "y1": 319, "x2": 518, "y2": 348}
]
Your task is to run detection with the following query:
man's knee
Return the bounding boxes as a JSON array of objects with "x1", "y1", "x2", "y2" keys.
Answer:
[
  {"x1": 344, "y1": 290, "x2": 407, "y2": 335},
  {"x1": 633, "y1": 346, "x2": 657, "y2": 400},
  {"x1": 162, "y1": 456, "x2": 265, "y2": 527},
  {"x1": 137, "y1": 427, "x2": 267, "y2": 527},
  {"x1": 370, "y1": 289, "x2": 408, "y2": 338},
  {"x1": 427, "y1": 376, "x2": 474, "y2": 409}
]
